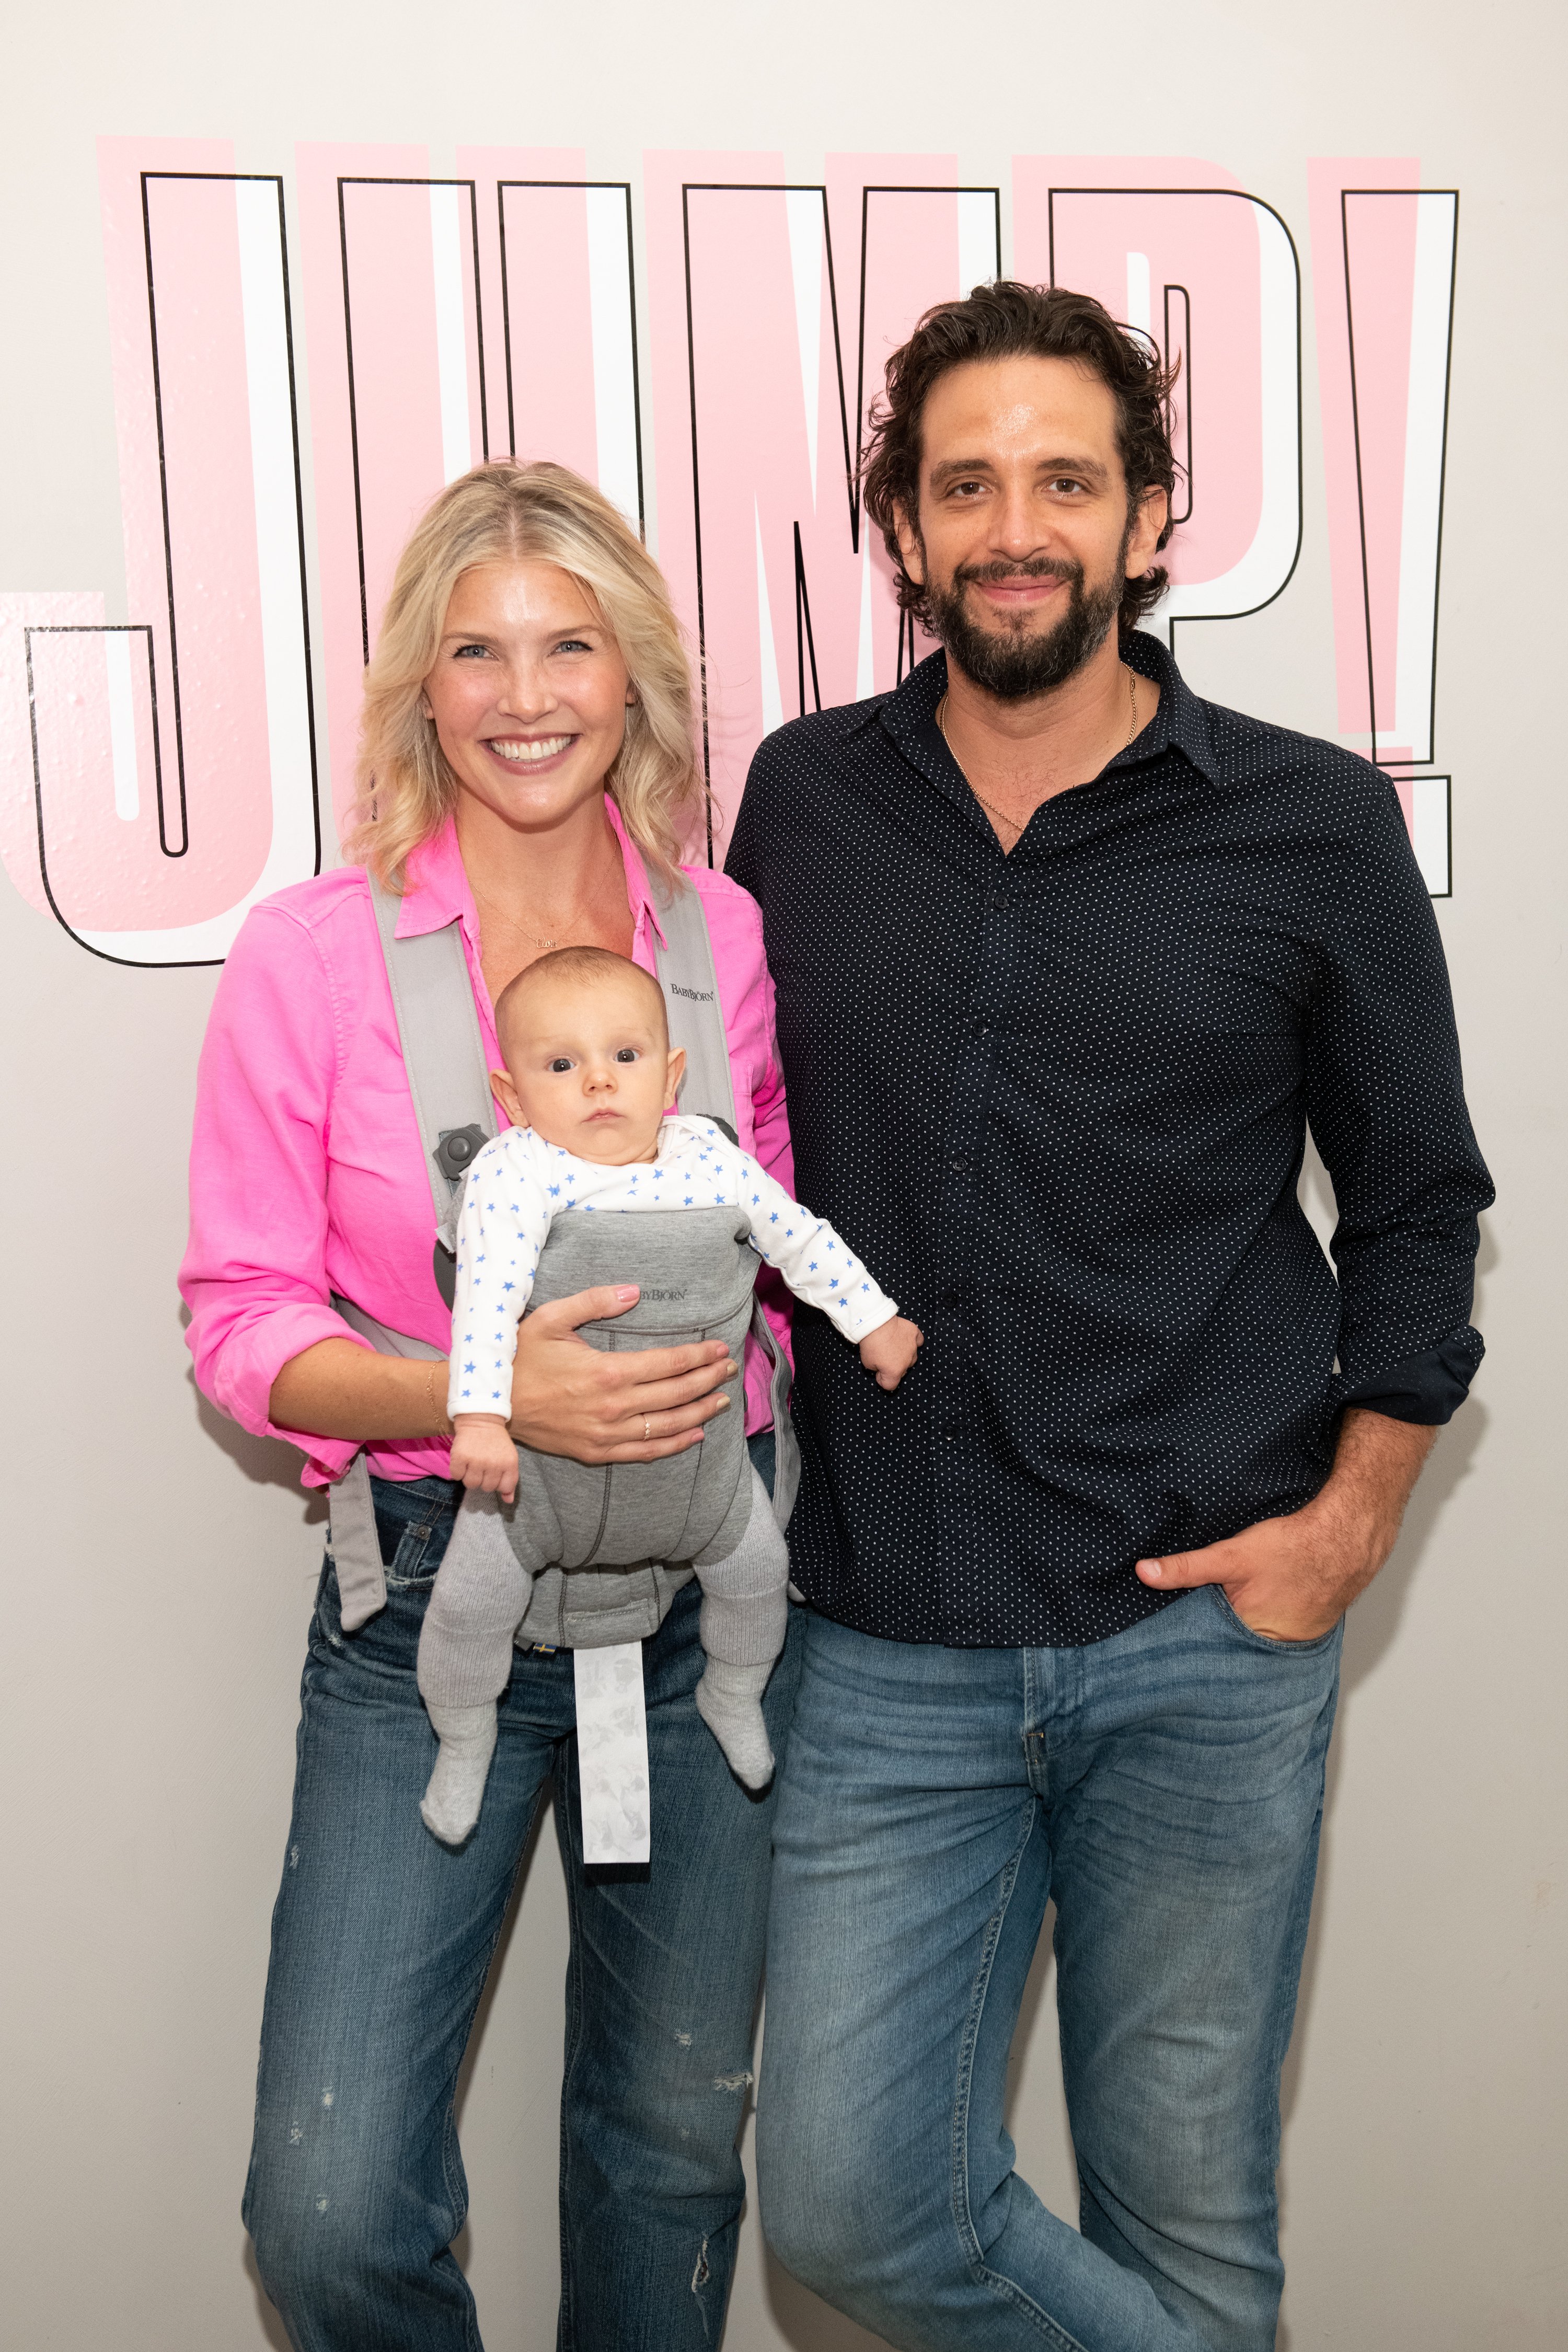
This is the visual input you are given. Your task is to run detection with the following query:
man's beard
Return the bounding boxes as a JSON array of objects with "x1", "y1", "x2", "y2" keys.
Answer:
[{"x1": 925, "y1": 525, "x2": 1132, "y2": 701}]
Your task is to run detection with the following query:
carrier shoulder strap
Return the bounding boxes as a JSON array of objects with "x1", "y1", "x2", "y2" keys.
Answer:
[
  {"x1": 327, "y1": 879, "x2": 499, "y2": 1637},
  {"x1": 368, "y1": 875, "x2": 496, "y2": 1236},
  {"x1": 649, "y1": 873, "x2": 739, "y2": 1136}
]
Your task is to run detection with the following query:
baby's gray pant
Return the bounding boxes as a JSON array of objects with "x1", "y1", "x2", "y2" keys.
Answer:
[{"x1": 416, "y1": 1465, "x2": 789, "y2": 1717}]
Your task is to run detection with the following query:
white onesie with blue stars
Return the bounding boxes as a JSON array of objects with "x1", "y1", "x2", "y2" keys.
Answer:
[{"x1": 447, "y1": 1113, "x2": 898, "y2": 1418}]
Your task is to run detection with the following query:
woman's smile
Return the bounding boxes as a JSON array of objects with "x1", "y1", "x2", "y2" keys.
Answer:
[{"x1": 481, "y1": 731, "x2": 577, "y2": 773}]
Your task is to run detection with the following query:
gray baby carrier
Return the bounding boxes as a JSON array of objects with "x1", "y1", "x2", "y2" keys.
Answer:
[
  {"x1": 514, "y1": 1203, "x2": 771, "y2": 1577},
  {"x1": 326, "y1": 872, "x2": 800, "y2": 1644}
]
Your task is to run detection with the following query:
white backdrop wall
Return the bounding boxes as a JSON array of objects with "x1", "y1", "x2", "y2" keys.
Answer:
[{"x1": 1, "y1": 4, "x2": 1563, "y2": 2347}]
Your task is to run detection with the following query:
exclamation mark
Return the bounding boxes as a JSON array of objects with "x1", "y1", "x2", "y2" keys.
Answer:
[{"x1": 1310, "y1": 165, "x2": 1457, "y2": 895}]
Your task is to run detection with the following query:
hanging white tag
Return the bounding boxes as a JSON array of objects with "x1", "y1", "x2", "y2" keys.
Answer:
[{"x1": 573, "y1": 1641, "x2": 652, "y2": 1864}]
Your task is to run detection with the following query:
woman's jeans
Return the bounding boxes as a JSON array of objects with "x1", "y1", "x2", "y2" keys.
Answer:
[
  {"x1": 245, "y1": 1439, "x2": 798, "y2": 2352},
  {"x1": 757, "y1": 1587, "x2": 1342, "y2": 2352}
]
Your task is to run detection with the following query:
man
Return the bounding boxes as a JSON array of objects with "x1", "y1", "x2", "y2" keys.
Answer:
[{"x1": 726, "y1": 283, "x2": 1492, "y2": 2352}]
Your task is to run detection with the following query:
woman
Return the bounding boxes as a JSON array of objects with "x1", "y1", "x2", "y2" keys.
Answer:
[{"x1": 180, "y1": 462, "x2": 800, "y2": 2349}]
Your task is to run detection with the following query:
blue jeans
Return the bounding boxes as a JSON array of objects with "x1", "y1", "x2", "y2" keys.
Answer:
[
  {"x1": 245, "y1": 1438, "x2": 798, "y2": 2352},
  {"x1": 757, "y1": 1587, "x2": 1342, "y2": 2352}
]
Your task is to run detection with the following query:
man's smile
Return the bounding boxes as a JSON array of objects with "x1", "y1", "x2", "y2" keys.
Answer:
[{"x1": 972, "y1": 574, "x2": 1069, "y2": 610}]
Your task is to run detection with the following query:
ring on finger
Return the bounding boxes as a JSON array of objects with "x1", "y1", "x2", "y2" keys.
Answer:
[{"x1": 643, "y1": 1415, "x2": 651, "y2": 1442}]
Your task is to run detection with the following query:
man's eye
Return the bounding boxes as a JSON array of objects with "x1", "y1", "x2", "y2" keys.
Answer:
[
  {"x1": 1050, "y1": 478, "x2": 1083, "y2": 495},
  {"x1": 614, "y1": 1047, "x2": 640, "y2": 1064},
  {"x1": 549, "y1": 1057, "x2": 574, "y2": 1074}
]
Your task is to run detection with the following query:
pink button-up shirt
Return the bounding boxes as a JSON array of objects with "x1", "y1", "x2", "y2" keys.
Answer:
[{"x1": 180, "y1": 803, "x2": 793, "y2": 1487}]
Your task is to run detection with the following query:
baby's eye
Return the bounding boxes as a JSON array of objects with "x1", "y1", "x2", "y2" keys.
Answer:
[
  {"x1": 614, "y1": 1047, "x2": 640, "y2": 1064},
  {"x1": 549, "y1": 1056, "x2": 574, "y2": 1074}
]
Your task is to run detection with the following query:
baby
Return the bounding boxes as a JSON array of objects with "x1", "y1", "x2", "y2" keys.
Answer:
[{"x1": 417, "y1": 944, "x2": 921, "y2": 1843}]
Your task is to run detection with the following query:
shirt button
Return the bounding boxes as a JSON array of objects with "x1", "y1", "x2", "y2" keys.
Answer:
[
  {"x1": 973, "y1": 1020, "x2": 992, "y2": 1040},
  {"x1": 950, "y1": 1155, "x2": 968, "y2": 1173}
]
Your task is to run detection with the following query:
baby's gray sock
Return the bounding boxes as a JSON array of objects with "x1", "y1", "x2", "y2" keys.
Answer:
[
  {"x1": 417, "y1": 1488, "x2": 536, "y2": 1843},
  {"x1": 693, "y1": 1468, "x2": 789, "y2": 1789},
  {"x1": 420, "y1": 1702, "x2": 498, "y2": 1846}
]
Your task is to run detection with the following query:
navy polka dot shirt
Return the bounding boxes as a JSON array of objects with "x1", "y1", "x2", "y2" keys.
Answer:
[{"x1": 727, "y1": 635, "x2": 1493, "y2": 1647}]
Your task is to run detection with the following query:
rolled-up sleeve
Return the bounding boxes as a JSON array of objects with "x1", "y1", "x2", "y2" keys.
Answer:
[
  {"x1": 179, "y1": 905, "x2": 371, "y2": 1482},
  {"x1": 1306, "y1": 785, "x2": 1495, "y2": 1423}
]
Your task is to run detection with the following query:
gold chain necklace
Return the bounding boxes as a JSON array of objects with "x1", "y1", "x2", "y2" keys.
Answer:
[
  {"x1": 937, "y1": 665, "x2": 1140, "y2": 836},
  {"x1": 472, "y1": 862, "x2": 606, "y2": 954}
]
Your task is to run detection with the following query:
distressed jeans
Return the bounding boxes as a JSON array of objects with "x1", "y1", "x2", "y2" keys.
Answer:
[
  {"x1": 757, "y1": 1587, "x2": 1342, "y2": 2352},
  {"x1": 245, "y1": 1438, "x2": 798, "y2": 2352}
]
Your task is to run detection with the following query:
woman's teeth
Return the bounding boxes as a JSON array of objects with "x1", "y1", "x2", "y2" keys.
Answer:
[{"x1": 490, "y1": 735, "x2": 573, "y2": 763}]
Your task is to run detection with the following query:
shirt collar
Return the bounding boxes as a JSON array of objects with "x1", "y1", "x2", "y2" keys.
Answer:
[
  {"x1": 606, "y1": 794, "x2": 668, "y2": 951},
  {"x1": 1117, "y1": 627, "x2": 1219, "y2": 785},
  {"x1": 877, "y1": 626, "x2": 1220, "y2": 792},
  {"x1": 396, "y1": 795, "x2": 665, "y2": 948},
  {"x1": 396, "y1": 815, "x2": 478, "y2": 942}
]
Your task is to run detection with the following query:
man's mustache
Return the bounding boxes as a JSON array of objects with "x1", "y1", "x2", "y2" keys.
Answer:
[{"x1": 952, "y1": 558, "x2": 1083, "y2": 589}]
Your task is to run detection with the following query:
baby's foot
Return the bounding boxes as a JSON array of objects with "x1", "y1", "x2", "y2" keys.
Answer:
[
  {"x1": 694, "y1": 1661, "x2": 775, "y2": 1790},
  {"x1": 420, "y1": 1704, "x2": 499, "y2": 1845}
]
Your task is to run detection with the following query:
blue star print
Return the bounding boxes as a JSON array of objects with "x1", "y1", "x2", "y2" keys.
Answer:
[{"x1": 448, "y1": 1113, "x2": 898, "y2": 1425}]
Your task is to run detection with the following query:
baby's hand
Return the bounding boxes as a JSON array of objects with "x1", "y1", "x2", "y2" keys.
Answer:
[
  {"x1": 858, "y1": 1316, "x2": 923, "y2": 1391},
  {"x1": 448, "y1": 1414, "x2": 518, "y2": 1501}
]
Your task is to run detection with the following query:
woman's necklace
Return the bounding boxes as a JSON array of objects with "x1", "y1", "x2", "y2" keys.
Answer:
[
  {"x1": 471, "y1": 849, "x2": 612, "y2": 955},
  {"x1": 937, "y1": 664, "x2": 1141, "y2": 836}
]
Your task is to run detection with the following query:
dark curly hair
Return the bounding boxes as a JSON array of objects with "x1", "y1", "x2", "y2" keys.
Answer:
[{"x1": 861, "y1": 281, "x2": 1180, "y2": 636}]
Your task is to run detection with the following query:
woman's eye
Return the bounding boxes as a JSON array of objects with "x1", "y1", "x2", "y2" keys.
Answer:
[
  {"x1": 554, "y1": 638, "x2": 593, "y2": 655},
  {"x1": 453, "y1": 642, "x2": 492, "y2": 659},
  {"x1": 549, "y1": 1057, "x2": 574, "y2": 1074},
  {"x1": 614, "y1": 1047, "x2": 639, "y2": 1064}
]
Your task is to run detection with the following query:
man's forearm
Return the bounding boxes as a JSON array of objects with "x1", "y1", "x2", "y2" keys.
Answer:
[{"x1": 1309, "y1": 1405, "x2": 1437, "y2": 1605}]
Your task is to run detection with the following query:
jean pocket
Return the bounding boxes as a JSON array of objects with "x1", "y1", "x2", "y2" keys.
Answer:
[
  {"x1": 1207, "y1": 1583, "x2": 1343, "y2": 1656},
  {"x1": 370, "y1": 1474, "x2": 458, "y2": 1588},
  {"x1": 383, "y1": 1520, "x2": 440, "y2": 1588}
]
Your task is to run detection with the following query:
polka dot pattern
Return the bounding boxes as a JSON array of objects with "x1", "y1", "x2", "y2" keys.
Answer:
[{"x1": 726, "y1": 636, "x2": 1493, "y2": 1647}]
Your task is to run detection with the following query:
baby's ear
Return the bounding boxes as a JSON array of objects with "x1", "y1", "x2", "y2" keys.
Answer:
[
  {"x1": 664, "y1": 1043, "x2": 687, "y2": 1105},
  {"x1": 490, "y1": 1067, "x2": 524, "y2": 1128}
]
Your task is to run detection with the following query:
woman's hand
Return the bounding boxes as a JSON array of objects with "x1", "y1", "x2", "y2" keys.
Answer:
[{"x1": 511, "y1": 1284, "x2": 737, "y2": 1463}]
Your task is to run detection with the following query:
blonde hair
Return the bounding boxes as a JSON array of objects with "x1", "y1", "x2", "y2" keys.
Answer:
[{"x1": 347, "y1": 461, "x2": 703, "y2": 890}]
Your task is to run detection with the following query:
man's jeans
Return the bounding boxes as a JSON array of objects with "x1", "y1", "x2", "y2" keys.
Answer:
[
  {"x1": 245, "y1": 1440, "x2": 798, "y2": 2352},
  {"x1": 757, "y1": 1587, "x2": 1341, "y2": 2352}
]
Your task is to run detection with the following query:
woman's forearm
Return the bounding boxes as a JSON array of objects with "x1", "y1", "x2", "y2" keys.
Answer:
[
  {"x1": 269, "y1": 1295, "x2": 735, "y2": 1461},
  {"x1": 268, "y1": 1338, "x2": 452, "y2": 1444}
]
